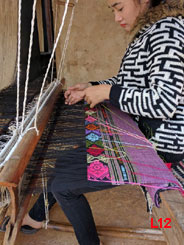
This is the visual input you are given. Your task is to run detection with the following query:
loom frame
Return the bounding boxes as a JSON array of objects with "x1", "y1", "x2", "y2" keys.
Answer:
[
  {"x1": 0, "y1": 86, "x2": 183, "y2": 245},
  {"x1": 0, "y1": 80, "x2": 63, "y2": 245}
]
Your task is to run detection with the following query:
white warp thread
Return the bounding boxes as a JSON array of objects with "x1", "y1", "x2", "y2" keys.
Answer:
[
  {"x1": 20, "y1": 0, "x2": 37, "y2": 135},
  {"x1": 16, "y1": 0, "x2": 22, "y2": 130},
  {"x1": 50, "y1": 3, "x2": 58, "y2": 85},
  {"x1": 57, "y1": 0, "x2": 78, "y2": 79},
  {"x1": 34, "y1": 0, "x2": 70, "y2": 133}
]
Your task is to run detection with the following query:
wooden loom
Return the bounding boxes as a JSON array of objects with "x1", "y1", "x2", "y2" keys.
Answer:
[
  {"x1": 0, "y1": 84, "x2": 183, "y2": 245},
  {"x1": 0, "y1": 1, "x2": 183, "y2": 245},
  {"x1": 0, "y1": 79, "x2": 63, "y2": 245}
]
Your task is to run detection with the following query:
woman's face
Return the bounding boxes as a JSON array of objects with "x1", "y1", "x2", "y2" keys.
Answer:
[{"x1": 107, "y1": 0, "x2": 150, "y2": 32}]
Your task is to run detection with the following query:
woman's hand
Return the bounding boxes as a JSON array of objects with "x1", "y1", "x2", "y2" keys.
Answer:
[
  {"x1": 65, "y1": 90, "x2": 85, "y2": 105},
  {"x1": 67, "y1": 82, "x2": 91, "y2": 91},
  {"x1": 64, "y1": 82, "x2": 91, "y2": 105},
  {"x1": 84, "y1": 85, "x2": 112, "y2": 108}
]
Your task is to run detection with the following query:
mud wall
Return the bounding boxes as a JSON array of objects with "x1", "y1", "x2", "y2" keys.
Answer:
[{"x1": 53, "y1": 0, "x2": 128, "y2": 88}]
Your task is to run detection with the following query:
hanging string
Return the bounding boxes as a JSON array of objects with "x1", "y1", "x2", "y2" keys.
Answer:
[
  {"x1": 57, "y1": 0, "x2": 78, "y2": 80},
  {"x1": 50, "y1": 3, "x2": 58, "y2": 84},
  {"x1": 16, "y1": 0, "x2": 22, "y2": 130},
  {"x1": 90, "y1": 113, "x2": 152, "y2": 145},
  {"x1": 33, "y1": 0, "x2": 70, "y2": 134},
  {"x1": 42, "y1": 169, "x2": 49, "y2": 229},
  {"x1": 41, "y1": 0, "x2": 78, "y2": 228},
  {"x1": 41, "y1": 4, "x2": 58, "y2": 226},
  {"x1": 102, "y1": 104, "x2": 142, "y2": 134},
  {"x1": 20, "y1": 0, "x2": 37, "y2": 135}
]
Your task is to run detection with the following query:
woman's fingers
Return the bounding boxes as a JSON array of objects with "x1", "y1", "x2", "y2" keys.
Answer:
[
  {"x1": 90, "y1": 102, "x2": 96, "y2": 108},
  {"x1": 84, "y1": 95, "x2": 90, "y2": 104},
  {"x1": 65, "y1": 91, "x2": 85, "y2": 105},
  {"x1": 65, "y1": 83, "x2": 90, "y2": 102},
  {"x1": 84, "y1": 85, "x2": 111, "y2": 108},
  {"x1": 66, "y1": 84, "x2": 111, "y2": 107},
  {"x1": 84, "y1": 95, "x2": 96, "y2": 108},
  {"x1": 64, "y1": 90, "x2": 71, "y2": 99},
  {"x1": 67, "y1": 84, "x2": 80, "y2": 90}
]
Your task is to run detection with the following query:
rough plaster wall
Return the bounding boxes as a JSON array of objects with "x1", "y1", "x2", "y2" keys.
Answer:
[
  {"x1": 53, "y1": 0, "x2": 128, "y2": 88},
  {"x1": 0, "y1": 0, "x2": 17, "y2": 90}
]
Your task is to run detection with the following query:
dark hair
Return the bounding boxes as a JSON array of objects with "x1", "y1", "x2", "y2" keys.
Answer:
[
  {"x1": 152, "y1": 0, "x2": 165, "y2": 7},
  {"x1": 135, "y1": 0, "x2": 166, "y2": 8},
  {"x1": 135, "y1": 0, "x2": 165, "y2": 7}
]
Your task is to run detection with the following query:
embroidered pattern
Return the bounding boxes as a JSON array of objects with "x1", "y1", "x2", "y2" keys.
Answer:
[{"x1": 85, "y1": 103, "x2": 183, "y2": 206}]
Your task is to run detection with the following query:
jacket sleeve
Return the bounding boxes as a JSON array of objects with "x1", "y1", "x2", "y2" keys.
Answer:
[
  {"x1": 109, "y1": 25, "x2": 184, "y2": 119},
  {"x1": 90, "y1": 76, "x2": 119, "y2": 86}
]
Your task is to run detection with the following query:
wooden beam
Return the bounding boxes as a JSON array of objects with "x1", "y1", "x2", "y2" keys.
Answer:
[
  {"x1": 36, "y1": 0, "x2": 44, "y2": 52},
  {"x1": 44, "y1": 0, "x2": 54, "y2": 52},
  {"x1": 153, "y1": 190, "x2": 184, "y2": 245},
  {"x1": 3, "y1": 185, "x2": 35, "y2": 245},
  {"x1": 47, "y1": 221, "x2": 165, "y2": 242}
]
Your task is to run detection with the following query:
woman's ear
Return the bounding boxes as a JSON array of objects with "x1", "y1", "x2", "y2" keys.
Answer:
[
  {"x1": 142, "y1": 0, "x2": 151, "y2": 4},
  {"x1": 140, "y1": 0, "x2": 151, "y2": 10},
  {"x1": 142, "y1": 0, "x2": 152, "y2": 8}
]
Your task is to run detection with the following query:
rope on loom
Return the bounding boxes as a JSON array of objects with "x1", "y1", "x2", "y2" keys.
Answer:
[
  {"x1": 50, "y1": 1, "x2": 58, "y2": 84},
  {"x1": 17, "y1": 0, "x2": 77, "y2": 136},
  {"x1": 0, "y1": 82, "x2": 60, "y2": 215},
  {"x1": 42, "y1": 170, "x2": 49, "y2": 229},
  {"x1": 41, "y1": 0, "x2": 78, "y2": 229},
  {"x1": 0, "y1": 0, "x2": 24, "y2": 212},
  {"x1": 51, "y1": 0, "x2": 78, "y2": 82},
  {"x1": 20, "y1": 0, "x2": 37, "y2": 135},
  {"x1": 57, "y1": 0, "x2": 78, "y2": 79},
  {"x1": 16, "y1": 0, "x2": 22, "y2": 130},
  {"x1": 33, "y1": 0, "x2": 71, "y2": 133},
  {"x1": 0, "y1": 0, "x2": 78, "y2": 223},
  {"x1": 40, "y1": 3, "x2": 59, "y2": 229},
  {"x1": 0, "y1": 0, "x2": 77, "y2": 167},
  {"x1": 0, "y1": 81, "x2": 60, "y2": 167}
]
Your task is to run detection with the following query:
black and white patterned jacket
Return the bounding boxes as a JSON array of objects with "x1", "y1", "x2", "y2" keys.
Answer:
[{"x1": 91, "y1": 4, "x2": 184, "y2": 162}]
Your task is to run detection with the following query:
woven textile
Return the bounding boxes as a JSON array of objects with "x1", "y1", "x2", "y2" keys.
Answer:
[{"x1": 86, "y1": 103, "x2": 183, "y2": 206}]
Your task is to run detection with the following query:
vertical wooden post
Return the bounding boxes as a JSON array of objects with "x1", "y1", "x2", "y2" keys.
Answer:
[
  {"x1": 44, "y1": 0, "x2": 54, "y2": 52},
  {"x1": 3, "y1": 187, "x2": 18, "y2": 245}
]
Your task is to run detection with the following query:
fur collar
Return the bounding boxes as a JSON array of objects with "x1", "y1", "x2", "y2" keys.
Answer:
[{"x1": 127, "y1": 0, "x2": 184, "y2": 43}]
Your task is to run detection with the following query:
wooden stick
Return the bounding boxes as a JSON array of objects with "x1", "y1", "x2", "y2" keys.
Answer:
[
  {"x1": 44, "y1": 0, "x2": 53, "y2": 52},
  {"x1": 3, "y1": 185, "x2": 35, "y2": 245},
  {"x1": 47, "y1": 221, "x2": 165, "y2": 242},
  {"x1": 153, "y1": 190, "x2": 184, "y2": 245}
]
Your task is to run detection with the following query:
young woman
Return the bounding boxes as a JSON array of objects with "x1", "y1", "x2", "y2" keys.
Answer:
[{"x1": 22, "y1": 0, "x2": 184, "y2": 244}]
